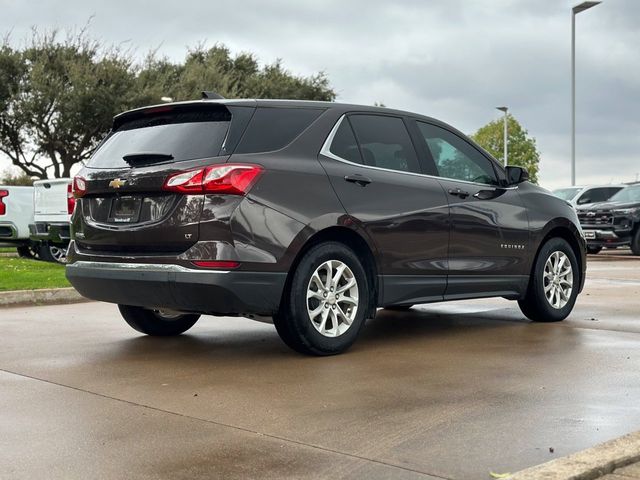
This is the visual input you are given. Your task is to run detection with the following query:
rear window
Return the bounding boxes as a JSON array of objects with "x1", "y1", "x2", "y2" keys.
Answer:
[
  {"x1": 234, "y1": 107, "x2": 323, "y2": 154},
  {"x1": 349, "y1": 114, "x2": 421, "y2": 173},
  {"x1": 87, "y1": 106, "x2": 231, "y2": 169}
]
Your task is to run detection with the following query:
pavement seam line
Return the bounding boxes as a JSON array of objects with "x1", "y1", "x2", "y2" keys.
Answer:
[{"x1": 0, "y1": 367, "x2": 452, "y2": 480}]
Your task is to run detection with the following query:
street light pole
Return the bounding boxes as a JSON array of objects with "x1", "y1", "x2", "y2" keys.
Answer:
[
  {"x1": 496, "y1": 106, "x2": 508, "y2": 167},
  {"x1": 571, "y1": 1, "x2": 601, "y2": 186}
]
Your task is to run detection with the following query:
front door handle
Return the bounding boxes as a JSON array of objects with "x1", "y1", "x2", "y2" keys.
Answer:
[
  {"x1": 448, "y1": 188, "x2": 469, "y2": 199},
  {"x1": 344, "y1": 174, "x2": 372, "y2": 187}
]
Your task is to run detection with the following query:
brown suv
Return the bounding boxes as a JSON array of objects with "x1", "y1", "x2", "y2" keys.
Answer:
[{"x1": 66, "y1": 98, "x2": 586, "y2": 355}]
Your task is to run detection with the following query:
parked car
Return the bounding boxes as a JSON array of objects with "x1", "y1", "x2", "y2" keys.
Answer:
[
  {"x1": 0, "y1": 185, "x2": 36, "y2": 257},
  {"x1": 29, "y1": 178, "x2": 74, "y2": 263},
  {"x1": 66, "y1": 98, "x2": 586, "y2": 355},
  {"x1": 576, "y1": 183, "x2": 640, "y2": 255},
  {"x1": 552, "y1": 185, "x2": 624, "y2": 207}
]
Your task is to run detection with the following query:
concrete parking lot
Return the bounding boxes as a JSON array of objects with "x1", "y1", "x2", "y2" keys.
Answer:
[{"x1": 2, "y1": 250, "x2": 640, "y2": 480}]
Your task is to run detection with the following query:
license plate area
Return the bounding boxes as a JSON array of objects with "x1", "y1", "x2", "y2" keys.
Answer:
[
  {"x1": 584, "y1": 230, "x2": 596, "y2": 239},
  {"x1": 108, "y1": 196, "x2": 142, "y2": 224}
]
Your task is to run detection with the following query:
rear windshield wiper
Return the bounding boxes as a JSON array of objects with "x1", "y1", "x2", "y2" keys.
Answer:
[{"x1": 122, "y1": 152, "x2": 174, "y2": 165}]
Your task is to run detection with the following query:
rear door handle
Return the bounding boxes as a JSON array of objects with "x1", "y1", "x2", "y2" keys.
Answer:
[
  {"x1": 344, "y1": 174, "x2": 372, "y2": 187},
  {"x1": 448, "y1": 188, "x2": 469, "y2": 199}
]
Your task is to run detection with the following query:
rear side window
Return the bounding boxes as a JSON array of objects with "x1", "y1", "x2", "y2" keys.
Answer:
[
  {"x1": 88, "y1": 106, "x2": 231, "y2": 169},
  {"x1": 235, "y1": 107, "x2": 323, "y2": 154},
  {"x1": 348, "y1": 115, "x2": 420, "y2": 173},
  {"x1": 328, "y1": 119, "x2": 363, "y2": 164}
]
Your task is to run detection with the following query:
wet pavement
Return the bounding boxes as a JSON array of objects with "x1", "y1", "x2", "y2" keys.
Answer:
[{"x1": 2, "y1": 251, "x2": 640, "y2": 479}]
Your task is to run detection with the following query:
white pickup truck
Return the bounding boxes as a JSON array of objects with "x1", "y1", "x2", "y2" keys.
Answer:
[
  {"x1": 0, "y1": 185, "x2": 36, "y2": 257},
  {"x1": 29, "y1": 178, "x2": 74, "y2": 263}
]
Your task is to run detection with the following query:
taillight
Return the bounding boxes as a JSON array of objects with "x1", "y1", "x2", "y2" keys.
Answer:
[
  {"x1": 67, "y1": 183, "x2": 76, "y2": 214},
  {"x1": 162, "y1": 164, "x2": 263, "y2": 195},
  {"x1": 0, "y1": 190, "x2": 8, "y2": 216},
  {"x1": 73, "y1": 176, "x2": 87, "y2": 198}
]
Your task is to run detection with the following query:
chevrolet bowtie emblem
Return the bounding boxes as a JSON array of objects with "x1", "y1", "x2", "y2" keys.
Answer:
[{"x1": 109, "y1": 178, "x2": 126, "y2": 189}]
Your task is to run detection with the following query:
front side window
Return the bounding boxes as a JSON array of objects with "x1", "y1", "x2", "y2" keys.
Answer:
[
  {"x1": 417, "y1": 122, "x2": 498, "y2": 185},
  {"x1": 348, "y1": 115, "x2": 420, "y2": 173}
]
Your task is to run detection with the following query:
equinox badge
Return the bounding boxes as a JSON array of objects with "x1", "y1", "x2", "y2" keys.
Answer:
[{"x1": 109, "y1": 178, "x2": 126, "y2": 189}]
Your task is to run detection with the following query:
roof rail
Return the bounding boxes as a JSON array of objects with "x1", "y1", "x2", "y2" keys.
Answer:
[{"x1": 201, "y1": 91, "x2": 225, "y2": 100}]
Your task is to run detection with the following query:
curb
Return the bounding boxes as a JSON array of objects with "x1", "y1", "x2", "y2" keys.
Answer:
[
  {"x1": 0, "y1": 287, "x2": 90, "y2": 307},
  {"x1": 510, "y1": 430, "x2": 640, "y2": 480}
]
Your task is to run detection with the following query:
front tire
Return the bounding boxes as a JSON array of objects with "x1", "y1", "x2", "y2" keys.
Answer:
[
  {"x1": 587, "y1": 246, "x2": 602, "y2": 255},
  {"x1": 518, "y1": 237, "x2": 579, "y2": 322},
  {"x1": 273, "y1": 242, "x2": 370, "y2": 356},
  {"x1": 118, "y1": 305, "x2": 200, "y2": 336}
]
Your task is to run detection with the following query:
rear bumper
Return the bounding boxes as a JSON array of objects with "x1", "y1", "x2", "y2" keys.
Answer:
[
  {"x1": 29, "y1": 222, "x2": 71, "y2": 243},
  {"x1": 65, "y1": 261, "x2": 287, "y2": 316},
  {"x1": 0, "y1": 223, "x2": 19, "y2": 240}
]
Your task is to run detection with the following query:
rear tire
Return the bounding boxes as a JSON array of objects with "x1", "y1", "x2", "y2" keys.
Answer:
[
  {"x1": 518, "y1": 237, "x2": 579, "y2": 323},
  {"x1": 631, "y1": 230, "x2": 640, "y2": 256},
  {"x1": 118, "y1": 305, "x2": 200, "y2": 336},
  {"x1": 39, "y1": 243, "x2": 67, "y2": 263},
  {"x1": 587, "y1": 246, "x2": 602, "y2": 255},
  {"x1": 273, "y1": 242, "x2": 370, "y2": 356}
]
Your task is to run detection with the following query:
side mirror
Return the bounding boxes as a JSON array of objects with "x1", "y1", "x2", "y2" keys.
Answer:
[{"x1": 505, "y1": 166, "x2": 529, "y2": 185}]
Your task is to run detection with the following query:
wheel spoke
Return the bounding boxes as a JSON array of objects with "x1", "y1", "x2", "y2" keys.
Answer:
[
  {"x1": 323, "y1": 262, "x2": 333, "y2": 289},
  {"x1": 307, "y1": 289, "x2": 324, "y2": 300},
  {"x1": 318, "y1": 307, "x2": 330, "y2": 333},
  {"x1": 332, "y1": 263, "x2": 347, "y2": 287},
  {"x1": 337, "y1": 305, "x2": 351, "y2": 326},
  {"x1": 310, "y1": 272, "x2": 324, "y2": 291},
  {"x1": 339, "y1": 295, "x2": 358, "y2": 305},
  {"x1": 309, "y1": 304, "x2": 324, "y2": 320}
]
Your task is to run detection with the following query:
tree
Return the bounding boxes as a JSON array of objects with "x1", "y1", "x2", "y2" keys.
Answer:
[
  {"x1": 1, "y1": 32, "x2": 336, "y2": 179},
  {"x1": 136, "y1": 45, "x2": 335, "y2": 103},
  {"x1": 0, "y1": 30, "x2": 137, "y2": 179},
  {"x1": 0, "y1": 169, "x2": 34, "y2": 186},
  {"x1": 471, "y1": 114, "x2": 540, "y2": 183}
]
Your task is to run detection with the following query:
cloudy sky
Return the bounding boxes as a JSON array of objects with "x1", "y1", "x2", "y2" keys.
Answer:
[{"x1": 1, "y1": 0, "x2": 638, "y2": 188}]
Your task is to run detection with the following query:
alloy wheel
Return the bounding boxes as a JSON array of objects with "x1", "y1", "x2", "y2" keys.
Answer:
[
  {"x1": 543, "y1": 251, "x2": 573, "y2": 309},
  {"x1": 306, "y1": 260, "x2": 359, "y2": 337}
]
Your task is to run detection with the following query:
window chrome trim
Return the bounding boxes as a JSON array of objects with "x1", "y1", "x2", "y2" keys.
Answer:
[{"x1": 319, "y1": 115, "x2": 518, "y2": 190}]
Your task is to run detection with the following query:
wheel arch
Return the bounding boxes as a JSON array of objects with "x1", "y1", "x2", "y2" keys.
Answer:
[
  {"x1": 531, "y1": 221, "x2": 586, "y2": 293},
  {"x1": 280, "y1": 225, "x2": 379, "y2": 319}
]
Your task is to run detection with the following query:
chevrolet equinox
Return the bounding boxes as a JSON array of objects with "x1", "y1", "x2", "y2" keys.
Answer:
[{"x1": 66, "y1": 97, "x2": 587, "y2": 355}]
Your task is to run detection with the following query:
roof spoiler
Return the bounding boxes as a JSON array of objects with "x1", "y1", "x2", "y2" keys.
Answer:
[{"x1": 202, "y1": 91, "x2": 225, "y2": 100}]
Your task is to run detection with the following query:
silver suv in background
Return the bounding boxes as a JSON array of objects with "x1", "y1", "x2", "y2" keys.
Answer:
[{"x1": 553, "y1": 185, "x2": 624, "y2": 207}]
